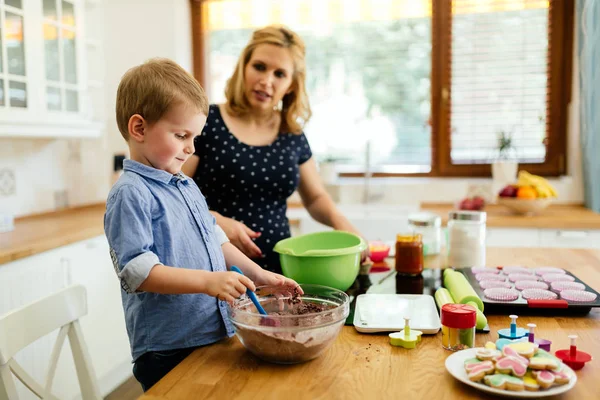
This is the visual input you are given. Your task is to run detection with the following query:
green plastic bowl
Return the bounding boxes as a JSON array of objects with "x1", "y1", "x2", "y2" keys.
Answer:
[{"x1": 273, "y1": 231, "x2": 367, "y2": 291}]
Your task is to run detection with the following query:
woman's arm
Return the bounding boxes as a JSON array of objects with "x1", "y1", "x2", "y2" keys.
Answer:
[{"x1": 296, "y1": 158, "x2": 360, "y2": 234}]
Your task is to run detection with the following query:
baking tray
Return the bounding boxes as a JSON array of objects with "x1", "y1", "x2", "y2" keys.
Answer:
[{"x1": 458, "y1": 266, "x2": 600, "y2": 315}]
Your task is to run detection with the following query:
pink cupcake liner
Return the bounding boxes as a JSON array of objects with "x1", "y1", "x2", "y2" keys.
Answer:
[
  {"x1": 542, "y1": 273, "x2": 575, "y2": 283},
  {"x1": 515, "y1": 280, "x2": 549, "y2": 291},
  {"x1": 508, "y1": 273, "x2": 539, "y2": 282},
  {"x1": 560, "y1": 290, "x2": 598, "y2": 302},
  {"x1": 501, "y1": 266, "x2": 532, "y2": 274},
  {"x1": 471, "y1": 267, "x2": 499, "y2": 274},
  {"x1": 475, "y1": 273, "x2": 506, "y2": 282},
  {"x1": 521, "y1": 288, "x2": 558, "y2": 300},
  {"x1": 484, "y1": 288, "x2": 520, "y2": 301},
  {"x1": 550, "y1": 281, "x2": 586, "y2": 292},
  {"x1": 535, "y1": 266, "x2": 566, "y2": 276},
  {"x1": 479, "y1": 280, "x2": 513, "y2": 289}
]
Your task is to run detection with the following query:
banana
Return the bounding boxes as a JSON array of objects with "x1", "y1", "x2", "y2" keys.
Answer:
[{"x1": 516, "y1": 171, "x2": 558, "y2": 198}]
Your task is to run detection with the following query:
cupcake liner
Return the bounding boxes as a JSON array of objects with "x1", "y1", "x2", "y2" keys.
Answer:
[
  {"x1": 483, "y1": 288, "x2": 520, "y2": 301},
  {"x1": 515, "y1": 280, "x2": 549, "y2": 291},
  {"x1": 479, "y1": 280, "x2": 513, "y2": 289},
  {"x1": 508, "y1": 273, "x2": 539, "y2": 283},
  {"x1": 550, "y1": 281, "x2": 586, "y2": 292},
  {"x1": 560, "y1": 290, "x2": 598, "y2": 302},
  {"x1": 521, "y1": 288, "x2": 558, "y2": 300},
  {"x1": 535, "y1": 266, "x2": 566, "y2": 276},
  {"x1": 542, "y1": 273, "x2": 575, "y2": 283},
  {"x1": 475, "y1": 273, "x2": 506, "y2": 282}
]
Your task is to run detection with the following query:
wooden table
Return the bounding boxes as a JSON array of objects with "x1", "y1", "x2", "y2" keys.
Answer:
[{"x1": 141, "y1": 248, "x2": 600, "y2": 399}]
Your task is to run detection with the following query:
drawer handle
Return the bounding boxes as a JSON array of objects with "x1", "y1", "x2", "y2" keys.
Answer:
[{"x1": 556, "y1": 231, "x2": 588, "y2": 238}]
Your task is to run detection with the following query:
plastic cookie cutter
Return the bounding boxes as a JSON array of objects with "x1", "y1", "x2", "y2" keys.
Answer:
[
  {"x1": 497, "y1": 314, "x2": 528, "y2": 339},
  {"x1": 389, "y1": 317, "x2": 423, "y2": 349},
  {"x1": 555, "y1": 335, "x2": 592, "y2": 370},
  {"x1": 527, "y1": 323, "x2": 552, "y2": 352}
]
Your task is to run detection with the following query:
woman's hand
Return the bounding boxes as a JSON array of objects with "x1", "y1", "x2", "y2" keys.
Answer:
[{"x1": 218, "y1": 217, "x2": 263, "y2": 258}]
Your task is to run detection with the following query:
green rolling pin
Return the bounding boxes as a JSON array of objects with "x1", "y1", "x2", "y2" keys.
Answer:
[
  {"x1": 443, "y1": 269, "x2": 484, "y2": 312},
  {"x1": 435, "y1": 287, "x2": 487, "y2": 329}
]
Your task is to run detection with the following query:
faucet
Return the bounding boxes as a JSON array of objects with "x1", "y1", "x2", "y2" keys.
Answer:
[{"x1": 363, "y1": 140, "x2": 383, "y2": 204}]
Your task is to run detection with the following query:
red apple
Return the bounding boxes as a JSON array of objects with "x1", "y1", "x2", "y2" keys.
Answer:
[
  {"x1": 459, "y1": 198, "x2": 474, "y2": 210},
  {"x1": 499, "y1": 185, "x2": 518, "y2": 198},
  {"x1": 472, "y1": 196, "x2": 485, "y2": 210}
]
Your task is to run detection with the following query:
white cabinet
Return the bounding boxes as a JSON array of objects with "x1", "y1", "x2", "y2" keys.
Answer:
[
  {"x1": 0, "y1": 236, "x2": 131, "y2": 400},
  {"x1": 486, "y1": 228, "x2": 540, "y2": 248},
  {"x1": 539, "y1": 229, "x2": 600, "y2": 249}
]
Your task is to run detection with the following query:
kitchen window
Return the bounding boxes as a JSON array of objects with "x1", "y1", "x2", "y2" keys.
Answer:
[
  {"x1": 191, "y1": 0, "x2": 573, "y2": 177},
  {"x1": 0, "y1": 0, "x2": 101, "y2": 138}
]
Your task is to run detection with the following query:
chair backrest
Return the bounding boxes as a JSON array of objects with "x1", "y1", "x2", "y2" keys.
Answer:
[{"x1": 0, "y1": 285, "x2": 101, "y2": 400}]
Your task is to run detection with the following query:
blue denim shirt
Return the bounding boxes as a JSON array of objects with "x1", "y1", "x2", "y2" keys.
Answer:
[{"x1": 104, "y1": 159, "x2": 234, "y2": 361}]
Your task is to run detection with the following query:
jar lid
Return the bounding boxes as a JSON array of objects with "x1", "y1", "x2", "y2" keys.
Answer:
[
  {"x1": 448, "y1": 210, "x2": 487, "y2": 223},
  {"x1": 408, "y1": 212, "x2": 441, "y2": 227},
  {"x1": 441, "y1": 303, "x2": 477, "y2": 329}
]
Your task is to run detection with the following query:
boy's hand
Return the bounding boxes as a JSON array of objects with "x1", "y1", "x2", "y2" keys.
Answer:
[
  {"x1": 255, "y1": 270, "x2": 304, "y2": 295},
  {"x1": 205, "y1": 271, "x2": 256, "y2": 303},
  {"x1": 219, "y1": 217, "x2": 263, "y2": 259}
]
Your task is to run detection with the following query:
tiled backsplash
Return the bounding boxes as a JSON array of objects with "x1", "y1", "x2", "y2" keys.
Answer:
[{"x1": 0, "y1": 138, "x2": 112, "y2": 217}]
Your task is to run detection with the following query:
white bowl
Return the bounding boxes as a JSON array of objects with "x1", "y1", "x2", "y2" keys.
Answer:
[{"x1": 497, "y1": 197, "x2": 553, "y2": 215}]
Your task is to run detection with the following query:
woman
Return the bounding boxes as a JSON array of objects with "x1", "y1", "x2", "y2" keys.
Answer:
[{"x1": 183, "y1": 25, "x2": 365, "y2": 273}]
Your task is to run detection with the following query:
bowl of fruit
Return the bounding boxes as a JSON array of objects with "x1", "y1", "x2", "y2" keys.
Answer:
[{"x1": 497, "y1": 171, "x2": 557, "y2": 215}]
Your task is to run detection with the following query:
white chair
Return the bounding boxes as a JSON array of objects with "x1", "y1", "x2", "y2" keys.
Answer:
[{"x1": 0, "y1": 285, "x2": 101, "y2": 400}]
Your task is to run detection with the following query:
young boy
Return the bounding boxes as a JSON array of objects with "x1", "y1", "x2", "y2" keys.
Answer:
[{"x1": 105, "y1": 58, "x2": 301, "y2": 391}]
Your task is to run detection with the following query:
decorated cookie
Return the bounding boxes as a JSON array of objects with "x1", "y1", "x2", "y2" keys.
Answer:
[
  {"x1": 523, "y1": 372, "x2": 540, "y2": 391},
  {"x1": 506, "y1": 342, "x2": 538, "y2": 358},
  {"x1": 484, "y1": 341, "x2": 497, "y2": 350},
  {"x1": 534, "y1": 349, "x2": 562, "y2": 370},
  {"x1": 476, "y1": 348, "x2": 501, "y2": 361},
  {"x1": 501, "y1": 346, "x2": 530, "y2": 365},
  {"x1": 464, "y1": 358, "x2": 483, "y2": 370},
  {"x1": 550, "y1": 369, "x2": 571, "y2": 385},
  {"x1": 466, "y1": 360, "x2": 495, "y2": 381},
  {"x1": 529, "y1": 353, "x2": 560, "y2": 370},
  {"x1": 495, "y1": 356, "x2": 528, "y2": 377},
  {"x1": 495, "y1": 337, "x2": 527, "y2": 351},
  {"x1": 484, "y1": 374, "x2": 525, "y2": 391},
  {"x1": 532, "y1": 370, "x2": 555, "y2": 389}
]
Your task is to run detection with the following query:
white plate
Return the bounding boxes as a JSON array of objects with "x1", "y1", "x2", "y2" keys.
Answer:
[
  {"x1": 353, "y1": 294, "x2": 441, "y2": 334},
  {"x1": 445, "y1": 348, "x2": 577, "y2": 398}
]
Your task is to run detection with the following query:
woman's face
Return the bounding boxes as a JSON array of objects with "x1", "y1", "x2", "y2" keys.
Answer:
[{"x1": 244, "y1": 44, "x2": 294, "y2": 113}]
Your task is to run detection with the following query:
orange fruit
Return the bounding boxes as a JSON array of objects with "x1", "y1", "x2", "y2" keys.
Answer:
[{"x1": 516, "y1": 186, "x2": 537, "y2": 199}]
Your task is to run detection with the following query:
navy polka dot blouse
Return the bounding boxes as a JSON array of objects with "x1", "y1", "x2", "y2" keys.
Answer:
[{"x1": 193, "y1": 104, "x2": 312, "y2": 273}]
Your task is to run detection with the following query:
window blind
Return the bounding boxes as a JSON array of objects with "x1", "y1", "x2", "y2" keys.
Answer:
[{"x1": 449, "y1": 0, "x2": 549, "y2": 164}]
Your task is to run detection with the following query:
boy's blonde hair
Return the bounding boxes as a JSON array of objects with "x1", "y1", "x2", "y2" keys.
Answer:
[
  {"x1": 225, "y1": 25, "x2": 311, "y2": 134},
  {"x1": 116, "y1": 58, "x2": 209, "y2": 140}
]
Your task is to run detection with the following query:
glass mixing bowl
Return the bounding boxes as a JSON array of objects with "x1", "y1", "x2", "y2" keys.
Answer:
[{"x1": 228, "y1": 284, "x2": 350, "y2": 364}]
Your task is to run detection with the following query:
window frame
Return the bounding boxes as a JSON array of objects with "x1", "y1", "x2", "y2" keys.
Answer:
[
  {"x1": 0, "y1": 0, "x2": 102, "y2": 138},
  {"x1": 191, "y1": 0, "x2": 574, "y2": 177}
]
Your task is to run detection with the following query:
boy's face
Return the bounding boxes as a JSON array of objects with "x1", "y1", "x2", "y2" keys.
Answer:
[
  {"x1": 133, "y1": 104, "x2": 206, "y2": 175},
  {"x1": 244, "y1": 43, "x2": 294, "y2": 113}
]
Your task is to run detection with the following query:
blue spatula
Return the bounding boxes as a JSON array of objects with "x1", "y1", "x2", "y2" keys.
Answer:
[{"x1": 231, "y1": 266, "x2": 267, "y2": 315}]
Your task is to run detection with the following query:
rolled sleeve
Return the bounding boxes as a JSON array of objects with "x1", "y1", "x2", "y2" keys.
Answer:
[
  {"x1": 105, "y1": 184, "x2": 160, "y2": 293},
  {"x1": 214, "y1": 224, "x2": 229, "y2": 245},
  {"x1": 120, "y1": 252, "x2": 162, "y2": 293}
]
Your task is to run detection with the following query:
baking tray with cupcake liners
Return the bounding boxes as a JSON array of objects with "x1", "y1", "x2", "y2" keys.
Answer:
[{"x1": 456, "y1": 266, "x2": 600, "y2": 315}]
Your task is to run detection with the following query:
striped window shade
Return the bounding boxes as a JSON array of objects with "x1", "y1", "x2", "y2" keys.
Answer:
[
  {"x1": 449, "y1": 0, "x2": 549, "y2": 165},
  {"x1": 202, "y1": 0, "x2": 434, "y2": 173}
]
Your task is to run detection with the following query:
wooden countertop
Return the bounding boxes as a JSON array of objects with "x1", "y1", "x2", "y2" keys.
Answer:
[
  {"x1": 2, "y1": 202, "x2": 600, "y2": 265},
  {"x1": 0, "y1": 204, "x2": 106, "y2": 264},
  {"x1": 142, "y1": 247, "x2": 600, "y2": 399}
]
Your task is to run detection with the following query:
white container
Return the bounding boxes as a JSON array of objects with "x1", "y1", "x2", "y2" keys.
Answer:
[
  {"x1": 447, "y1": 211, "x2": 486, "y2": 267},
  {"x1": 408, "y1": 212, "x2": 442, "y2": 255},
  {"x1": 0, "y1": 212, "x2": 14, "y2": 233}
]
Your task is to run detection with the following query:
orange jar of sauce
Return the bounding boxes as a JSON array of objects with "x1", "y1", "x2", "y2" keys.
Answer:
[{"x1": 395, "y1": 234, "x2": 424, "y2": 275}]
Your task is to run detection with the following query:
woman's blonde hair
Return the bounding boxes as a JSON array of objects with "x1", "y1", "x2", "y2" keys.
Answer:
[{"x1": 224, "y1": 25, "x2": 311, "y2": 134}]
